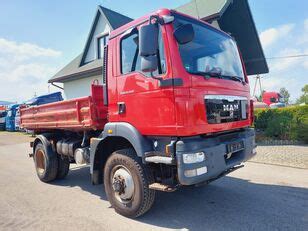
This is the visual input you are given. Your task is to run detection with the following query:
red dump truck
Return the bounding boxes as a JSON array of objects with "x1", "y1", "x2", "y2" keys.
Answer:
[
  {"x1": 21, "y1": 9, "x2": 256, "y2": 218},
  {"x1": 262, "y1": 91, "x2": 286, "y2": 108}
]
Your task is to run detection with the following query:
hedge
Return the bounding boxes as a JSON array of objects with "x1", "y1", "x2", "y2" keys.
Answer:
[{"x1": 254, "y1": 105, "x2": 308, "y2": 143}]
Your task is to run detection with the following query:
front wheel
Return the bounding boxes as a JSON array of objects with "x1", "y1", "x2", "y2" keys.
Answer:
[{"x1": 104, "y1": 148, "x2": 155, "y2": 218}]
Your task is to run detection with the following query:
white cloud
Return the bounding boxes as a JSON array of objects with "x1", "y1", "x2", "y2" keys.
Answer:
[
  {"x1": 270, "y1": 48, "x2": 303, "y2": 72},
  {"x1": 4, "y1": 63, "x2": 57, "y2": 83},
  {"x1": 259, "y1": 24, "x2": 294, "y2": 48},
  {"x1": 0, "y1": 37, "x2": 62, "y2": 102},
  {"x1": 0, "y1": 38, "x2": 61, "y2": 60}
]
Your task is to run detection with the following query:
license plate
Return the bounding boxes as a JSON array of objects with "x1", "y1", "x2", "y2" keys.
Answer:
[{"x1": 227, "y1": 141, "x2": 244, "y2": 153}]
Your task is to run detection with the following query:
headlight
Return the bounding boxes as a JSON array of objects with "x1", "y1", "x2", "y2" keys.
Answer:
[{"x1": 183, "y1": 152, "x2": 205, "y2": 164}]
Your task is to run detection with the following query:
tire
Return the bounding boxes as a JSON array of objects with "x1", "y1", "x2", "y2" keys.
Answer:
[
  {"x1": 56, "y1": 156, "x2": 70, "y2": 179},
  {"x1": 33, "y1": 142, "x2": 58, "y2": 182},
  {"x1": 104, "y1": 148, "x2": 155, "y2": 218}
]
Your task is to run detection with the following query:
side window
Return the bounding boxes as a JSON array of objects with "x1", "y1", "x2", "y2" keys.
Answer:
[
  {"x1": 121, "y1": 33, "x2": 140, "y2": 74},
  {"x1": 121, "y1": 26, "x2": 166, "y2": 75}
]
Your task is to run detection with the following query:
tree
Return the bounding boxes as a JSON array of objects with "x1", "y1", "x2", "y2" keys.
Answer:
[
  {"x1": 279, "y1": 87, "x2": 290, "y2": 104},
  {"x1": 296, "y1": 84, "x2": 308, "y2": 104}
]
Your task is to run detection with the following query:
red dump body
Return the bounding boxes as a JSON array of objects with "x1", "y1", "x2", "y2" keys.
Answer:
[{"x1": 20, "y1": 84, "x2": 107, "y2": 131}]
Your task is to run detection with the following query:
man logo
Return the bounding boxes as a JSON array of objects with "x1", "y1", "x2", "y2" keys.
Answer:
[
  {"x1": 223, "y1": 104, "x2": 239, "y2": 117},
  {"x1": 223, "y1": 104, "x2": 239, "y2": 112}
]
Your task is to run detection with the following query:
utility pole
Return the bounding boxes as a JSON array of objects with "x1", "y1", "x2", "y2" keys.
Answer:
[{"x1": 252, "y1": 75, "x2": 263, "y2": 100}]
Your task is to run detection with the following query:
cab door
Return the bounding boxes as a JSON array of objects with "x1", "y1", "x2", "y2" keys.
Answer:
[{"x1": 115, "y1": 25, "x2": 176, "y2": 136}]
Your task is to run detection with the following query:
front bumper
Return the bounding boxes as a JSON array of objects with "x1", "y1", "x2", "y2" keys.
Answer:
[{"x1": 176, "y1": 128, "x2": 256, "y2": 185}]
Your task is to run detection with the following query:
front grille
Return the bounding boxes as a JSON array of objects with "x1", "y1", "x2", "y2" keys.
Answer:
[{"x1": 205, "y1": 95, "x2": 248, "y2": 124}]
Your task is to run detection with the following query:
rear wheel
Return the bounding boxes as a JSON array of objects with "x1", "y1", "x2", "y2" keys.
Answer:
[
  {"x1": 104, "y1": 148, "x2": 155, "y2": 218},
  {"x1": 34, "y1": 143, "x2": 58, "y2": 182},
  {"x1": 56, "y1": 156, "x2": 70, "y2": 179}
]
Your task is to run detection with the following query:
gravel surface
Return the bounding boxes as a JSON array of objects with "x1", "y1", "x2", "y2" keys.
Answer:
[
  {"x1": 0, "y1": 141, "x2": 307, "y2": 230},
  {"x1": 251, "y1": 145, "x2": 308, "y2": 169}
]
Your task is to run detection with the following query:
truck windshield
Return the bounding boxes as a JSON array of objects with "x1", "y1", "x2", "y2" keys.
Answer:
[{"x1": 173, "y1": 14, "x2": 244, "y2": 81}]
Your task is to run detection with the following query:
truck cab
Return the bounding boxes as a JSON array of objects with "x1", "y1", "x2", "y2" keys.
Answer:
[
  {"x1": 0, "y1": 107, "x2": 7, "y2": 131},
  {"x1": 23, "y1": 9, "x2": 256, "y2": 218},
  {"x1": 95, "y1": 8, "x2": 255, "y2": 184},
  {"x1": 5, "y1": 104, "x2": 19, "y2": 132}
]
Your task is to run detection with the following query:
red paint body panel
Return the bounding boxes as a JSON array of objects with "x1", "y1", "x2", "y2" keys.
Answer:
[{"x1": 20, "y1": 84, "x2": 108, "y2": 131}]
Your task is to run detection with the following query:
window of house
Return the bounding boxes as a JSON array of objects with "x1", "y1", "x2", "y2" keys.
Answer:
[
  {"x1": 97, "y1": 34, "x2": 109, "y2": 59},
  {"x1": 121, "y1": 27, "x2": 166, "y2": 75}
]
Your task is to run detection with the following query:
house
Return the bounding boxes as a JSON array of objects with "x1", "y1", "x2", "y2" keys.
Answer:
[
  {"x1": 48, "y1": 6, "x2": 132, "y2": 99},
  {"x1": 49, "y1": 1, "x2": 268, "y2": 99}
]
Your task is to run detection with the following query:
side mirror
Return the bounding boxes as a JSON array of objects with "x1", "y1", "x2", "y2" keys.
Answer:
[
  {"x1": 139, "y1": 23, "x2": 159, "y2": 72},
  {"x1": 174, "y1": 24, "x2": 194, "y2": 44},
  {"x1": 141, "y1": 56, "x2": 158, "y2": 73},
  {"x1": 139, "y1": 23, "x2": 158, "y2": 56}
]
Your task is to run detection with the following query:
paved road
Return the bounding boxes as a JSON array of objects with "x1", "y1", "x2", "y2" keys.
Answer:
[{"x1": 0, "y1": 141, "x2": 307, "y2": 231}]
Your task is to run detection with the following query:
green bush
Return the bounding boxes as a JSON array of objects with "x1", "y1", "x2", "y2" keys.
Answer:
[{"x1": 254, "y1": 105, "x2": 308, "y2": 143}]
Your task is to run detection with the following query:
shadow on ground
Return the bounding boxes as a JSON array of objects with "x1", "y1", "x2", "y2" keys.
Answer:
[{"x1": 53, "y1": 166, "x2": 308, "y2": 230}]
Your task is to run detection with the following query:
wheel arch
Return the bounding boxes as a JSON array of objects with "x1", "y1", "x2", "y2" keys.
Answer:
[
  {"x1": 90, "y1": 122, "x2": 153, "y2": 184},
  {"x1": 33, "y1": 133, "x2": 54, "y2": 154}
]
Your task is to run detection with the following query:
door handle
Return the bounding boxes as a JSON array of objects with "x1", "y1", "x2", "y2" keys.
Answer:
[{"x1": 117, "y1": 102, "x2": 126, "y2": 114}]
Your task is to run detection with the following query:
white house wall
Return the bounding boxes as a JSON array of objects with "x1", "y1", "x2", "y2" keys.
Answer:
[
  {"x1": 63, "y1": 76, "x2": 102, "y2": 99},
  {"x1": 84, "y1": 15, "x2": 110, "y2": 63}
]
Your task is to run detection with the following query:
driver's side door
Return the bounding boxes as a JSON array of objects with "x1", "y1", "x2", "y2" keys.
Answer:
[{"x1": 115, "y1": 25, "x2": 176, "y2": 136}]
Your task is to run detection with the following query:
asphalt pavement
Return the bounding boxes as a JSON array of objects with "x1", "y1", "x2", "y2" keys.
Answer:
[{"x1": 0, "y1": 135, "x2": 307, "y2": 230}]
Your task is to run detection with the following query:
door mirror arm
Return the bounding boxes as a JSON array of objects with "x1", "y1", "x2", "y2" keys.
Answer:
[{"x1": 150, "y1": 72, "x2": 162, "y2": 81}]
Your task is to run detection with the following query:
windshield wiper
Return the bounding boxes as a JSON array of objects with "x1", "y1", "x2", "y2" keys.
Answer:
[
  {"x1": 189, "y1": 71, "x2": 246, "y2": 85},
  {"x1": 221, "y1": 75, "x2": 246, "y2": 85},
  {"x1": 189, "y1": 70, "x2": 222, "y2": 79}
]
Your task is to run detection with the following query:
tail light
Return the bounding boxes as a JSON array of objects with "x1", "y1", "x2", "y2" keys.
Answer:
[{"x1": 250, "y1": 99, "x2": 254, "y2": 125}]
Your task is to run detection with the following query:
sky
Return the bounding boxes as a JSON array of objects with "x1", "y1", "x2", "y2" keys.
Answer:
[{"x1": 0, "y1": 0, "x2": 307, "y2": 103}]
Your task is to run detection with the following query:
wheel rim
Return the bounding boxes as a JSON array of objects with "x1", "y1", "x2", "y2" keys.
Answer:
[
  {"x1": 35, "y1": 149, "x2": 46, "y2": 175},
  {"x1": 111, "y1": 165, "x2": 135, "y2": 204}
]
